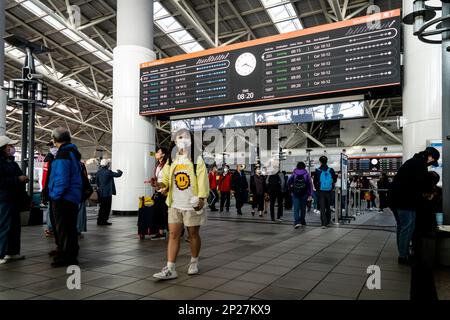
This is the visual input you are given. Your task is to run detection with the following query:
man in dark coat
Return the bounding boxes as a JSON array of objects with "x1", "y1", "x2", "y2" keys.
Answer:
[
  {"x1": 96, "y1": 159, "x2": 123, "y2": 225},
  {"x1": 0, "y1": 136, "x2": 28, "y2": 264},
  {"x1": 231, "y1": 164, "x2": 248, "y2": 215},
  {"x1": 389, "y1": 147, "x2": 440, "y2": 264},
  {"x1": 267, "y1": 170, "x2": 285, "y2": 222}
]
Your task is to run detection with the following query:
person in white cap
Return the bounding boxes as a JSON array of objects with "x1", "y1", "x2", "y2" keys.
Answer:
[{"x1": 0, "y1": 136, "x2": 29, "y2": 264}]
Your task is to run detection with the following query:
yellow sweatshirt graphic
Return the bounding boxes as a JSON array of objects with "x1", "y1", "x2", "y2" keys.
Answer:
[{"x1": 161, "y1": 156, "x2": 209, "y2": 208}]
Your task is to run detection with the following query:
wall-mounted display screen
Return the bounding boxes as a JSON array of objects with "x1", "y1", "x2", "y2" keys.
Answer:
[
  {"x1": 255, "y1": 101, "x2": 364, "y2": 125},
  {"x1": 171, "y1": 101, "x2": 364, "y2": 132},
  {"x1": 349, "y1": 156, "x2": 402, "y2": 173},
  {"x1": 140, "y1": 9, "x2": 401, "y2": 116}
]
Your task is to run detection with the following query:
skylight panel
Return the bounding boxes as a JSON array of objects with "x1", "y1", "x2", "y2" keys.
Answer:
[
  {"x1": 168, "y1": 30, "x2": 195, "y2": 44},
  {"x1": 260, "y1": 0, "x2": 303, "y2": 33},
  {"x1": 42, "y1": 16, "x2": 65, "y2": 30}
]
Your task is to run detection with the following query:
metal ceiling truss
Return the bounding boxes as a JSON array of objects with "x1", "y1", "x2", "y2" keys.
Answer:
[
  {"x1": 4, "y1": 0, "x2": 402, "y2": 155},
  {"x1": 350, "y1": 99, "x2": 402, "y2": 146},
  {"x1": 321, "y1": 0, "x2": 371, "y2": 22}
]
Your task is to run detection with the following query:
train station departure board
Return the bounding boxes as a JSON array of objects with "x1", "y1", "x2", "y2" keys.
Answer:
[
  {"x1": 349, "y1": 156, "x2": 402, "y2": 173},
  {"x1": 140, "y1": 9, "x2": 401, "y2": 116}
]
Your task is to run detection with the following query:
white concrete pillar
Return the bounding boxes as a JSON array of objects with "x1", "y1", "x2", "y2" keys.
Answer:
[
  {"x1": 402, "y1": 0, "x2": 442, "y2": 161},
  {"x1": 0, "y1": 0, "x2": 6, "y2": 136},
  {"x1": 112, "y1": 0, "x2": 156, "y2": 213}
]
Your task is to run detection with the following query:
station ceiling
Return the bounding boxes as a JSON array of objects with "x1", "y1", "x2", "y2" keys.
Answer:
[{"x1": 4, "y1": 0, "x2": 403, "y2": 157}]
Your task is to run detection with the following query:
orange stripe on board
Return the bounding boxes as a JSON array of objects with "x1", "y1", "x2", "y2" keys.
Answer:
[{"x1": 140, "y1": 9, "x2": 401, "y2": 69}]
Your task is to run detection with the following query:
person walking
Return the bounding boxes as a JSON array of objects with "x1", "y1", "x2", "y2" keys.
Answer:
[
  {"x1": 153, "y1": 128, "x2": 209, "y2": 280},
  {"x1": 389, "y1": 147, "x2": 440, "y2": 264},
  {"x1": 281, "y1": 171, "x2": 291, "y2": 211},
  {"x1": 145, "y1": 147, "x2": 169, "y2": 240},
  {"x1": 267, "y1": 170, "x2": 285, "y2": 222},
  {"x1": 218, "y1": 165, "x2": 232, "y2": 213},
  {"x1": 0, "y1": 136, "x2": 28, "y2": 265},
  {"x1": 313, "y1": 156, "x2": 337, "y2": 229},
  {"x1": 48, "y1": 128, "x2": 83, "y2": 267},
  {"x1": 288, "y1": 162, "x2": 313, "y2": 228},
  {"x1": 231, "y1": 164, "x2": 248, "y2": 215},
  {"x1": 377, "y1": 173, "x2": 390, "y2": 212},
  {"x1": 208, "y1": 165, "x2": 219, "y2": 211},
  {"x1": 250, "y1": 168, "x2": 267, "y2": 217},
  {"x1": 95, "y1": 159, "x2": 123, "y2": 226}
]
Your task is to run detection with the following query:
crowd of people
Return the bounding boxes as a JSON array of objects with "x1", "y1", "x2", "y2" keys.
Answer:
[
  {"x1": 205, "y1": 155, "x2": 337, "y2": 229},
  {"x1": 0, "y1": 128, "x2": 123, "y2": 267},
  {"x1": 0, "y1": 127, "x2": 444, "y2": 292}
]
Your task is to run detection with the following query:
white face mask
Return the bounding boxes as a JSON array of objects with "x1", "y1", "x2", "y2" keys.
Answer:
[
  {"x1": 176, "y1": 138, "x2": 191, "y2": 151},
  {"x1": 224, "y1": 168, "x2": 229, "y2": 174},
  {"x1": 50, "y1": 147, "x2": 58, "y2": 156}
]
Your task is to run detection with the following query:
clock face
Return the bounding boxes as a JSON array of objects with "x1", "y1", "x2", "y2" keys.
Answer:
[{"x1": 235, "y1": 52, "x2": 257, "y2": 76}]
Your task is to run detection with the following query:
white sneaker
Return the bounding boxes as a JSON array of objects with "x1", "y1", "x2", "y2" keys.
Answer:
[
  {"x1": 153, "y1": 266, "x2": 178, "y2": 280},
  {"x1": 321, "y1": 226, "x2": 326, "y2": 229},
  {"x1": 276, "y1": 218, "x2": 283, "y2": 222},
  {"x1": 4, "y1": 254, "x2": 25, "y2": 261},
  {"x1": 294, "y1": 224, "x2": 301, "y2": 229},
  {"x1": 0, "y1": 259, "x2": 7, "y2": 265},
  {"x1": 188, "y1": 262, "x2": 199, "y2": 275}
]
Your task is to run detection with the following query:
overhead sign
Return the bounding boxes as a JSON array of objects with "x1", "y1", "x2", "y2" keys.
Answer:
[
  {"x1": 141, "y1": 9, "x2": 401, "y2": 116},
  {"x1": 255, "y1": 101, "x2": 364, "y2": 125},
  {"x1": 171, "y1": 101, "x2": 364, "y2": 131}
]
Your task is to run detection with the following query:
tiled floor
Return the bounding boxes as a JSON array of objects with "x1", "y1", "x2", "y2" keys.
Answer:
[{"x1": 0, "y1": 205, "x2": 447, "y2": 300}]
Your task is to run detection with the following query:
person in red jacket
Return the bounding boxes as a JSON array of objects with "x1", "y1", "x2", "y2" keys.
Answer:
[
  {"x1": 41, "y1": 142, "x2": 58, "y2": 238},
  {"x1": 208, "y1": 165, "x2": 219, "y2": 211},
  {"x1": 218, "y1": 165, "x2": 232, "y2": 213}
]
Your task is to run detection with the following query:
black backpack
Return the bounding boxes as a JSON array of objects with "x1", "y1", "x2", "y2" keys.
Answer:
[
  {"x1": 61, "y1": 147, "x2": 93, "y2": 202},
  {"x1": 293, "y1": 174, "x2": 307, "y2": 195}
]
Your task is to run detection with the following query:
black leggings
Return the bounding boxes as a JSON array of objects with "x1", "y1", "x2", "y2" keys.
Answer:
[{"x1": 252, "y1": 194, "x2": 265, "y2": 211}]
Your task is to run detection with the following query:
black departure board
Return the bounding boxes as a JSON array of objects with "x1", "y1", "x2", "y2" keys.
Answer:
[
  {"x1": 140, "y1": 9, "x2": 401, "y2": 116},
  {"x1": 349, "y1": 156, "x2": 402, "y2": 173}
]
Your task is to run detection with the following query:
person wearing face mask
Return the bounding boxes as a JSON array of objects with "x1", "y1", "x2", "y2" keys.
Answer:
[
  {"x1": 42, "y1": 141, "x2": 58, "y2": 239},
  {"x1": 389, "y1": 147, "x2": 440, "y2": 265},
  {"x1": 231, "y1": 164, "x2": 249, "y2": 215},
  {"x1": 218, "y1": 165, "x2": 232, "y2": 213},
  {"x1": 95, "y1": 159, "x2": 123, "y2": 226},
  {"x1": 144, "y1": 147, "x2": 169, "y2": 240},
  {"x1": 250, "y1": 168, "x2": 268, "y2": 217},
  {"x1": 0, "y1": 136, "x2": 29, "y2": 264},
  {"x1": 153, "y1": 129, "x2": 209, "y2": 280}
]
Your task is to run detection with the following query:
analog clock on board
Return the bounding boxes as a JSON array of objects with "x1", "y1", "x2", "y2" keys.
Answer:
[{"x1": 235, "y1": 52, "x2": 257, "y2": 76}]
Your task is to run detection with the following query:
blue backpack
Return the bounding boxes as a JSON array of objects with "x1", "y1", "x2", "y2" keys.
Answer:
[{"x1": 319, "y1": 168, "x2": 333, "y2": 191}]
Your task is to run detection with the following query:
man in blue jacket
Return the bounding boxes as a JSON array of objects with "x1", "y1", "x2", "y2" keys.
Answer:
[
  {"x1": 96, "y1": 159, "x2": 123, "y2": 225},
  {"x1": 48, "y1": 127, "x2": 82, "y2": 267}
]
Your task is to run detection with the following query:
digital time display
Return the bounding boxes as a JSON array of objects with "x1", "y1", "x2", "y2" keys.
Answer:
[{"x1": 140, "y1": 9, "x2": 401, "y2": 117}]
